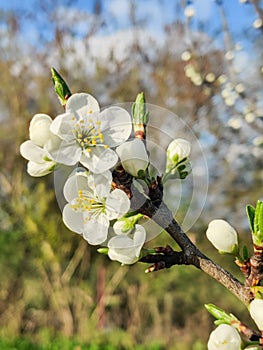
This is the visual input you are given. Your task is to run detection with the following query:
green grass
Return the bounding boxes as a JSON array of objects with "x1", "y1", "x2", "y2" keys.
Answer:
[{"x1": 0, "y1": 338, "x2": 164, "y2": 350}]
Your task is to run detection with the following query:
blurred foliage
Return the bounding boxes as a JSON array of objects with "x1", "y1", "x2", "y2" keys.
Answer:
[{"x1": 0, "y1": 0, "x2": 262, "y2": 349}]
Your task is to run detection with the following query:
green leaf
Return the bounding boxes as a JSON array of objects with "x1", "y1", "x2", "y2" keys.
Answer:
[
  {"x1": 252, "y1": 201, "x2": 263, "y2": 247},
  {"x1": 246, "y1": 204, "x2": 255, "y2": 233},
  {"x1": 51, "y1": 67, "x2": 72, "y2": 106}
]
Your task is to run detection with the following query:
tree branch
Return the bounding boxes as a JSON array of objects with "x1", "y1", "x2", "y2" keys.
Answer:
[{"x1": 137, "y1": 198, "x2": 251, "y2": 305}]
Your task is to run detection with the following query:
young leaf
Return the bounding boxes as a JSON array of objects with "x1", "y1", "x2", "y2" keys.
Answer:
[{"x1": 246, "y1": 204, "x2": 255, "y2": 233}]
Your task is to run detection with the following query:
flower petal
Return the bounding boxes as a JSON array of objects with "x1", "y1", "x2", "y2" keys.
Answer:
[
  {"x1": 66, "y1": 93, "x2": 100, "y2": 118},
  {"x1": 99, "y1": 106, "x2": 132, "y2": 147},
  {"x1": 49, "y1": 140, "x2": 81, "y2": 166},
  {"x1": 133, "y1": 224, "x2": 147, "y2": 257},
  {"x1": 116, "y1": 139, "x2": 149, "y2": 177},
  {"x1": 106, "y1": 189, "x2": 130, "y2": 220},
  {"x1": 87, "y1": 171, "x2": 112, "y2": 198},
  {"x1": 20, "y1": 140, "x2": 46, "y2": 162},
  {"x1": 108, "y1": 235, "x2": 135, "y2": 264},
  {"x1": 27, "y1": 160, "x2": 55, "y2": 177},
  {"x1": 63, "y1": 170, "x2": 89, "y2": 203},
  {"x1": 50, "y1": 113, "x2": 76, "y2": 140},
  {"x1": 63, "y1": 203, "x2": 84, "y2": 234},
  {"x1": 83, "y1": 214, "x2": 109, "y2": 245},
  {"x1": 29, "y1": 114, "x2": 53, "y2": 147},
  {"x1": 80, "y1": 147, "x2": 118, "y2": 173}
]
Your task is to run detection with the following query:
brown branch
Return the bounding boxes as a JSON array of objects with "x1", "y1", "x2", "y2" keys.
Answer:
[
  {"x1": 133, "y1": 190, "x2": 251, "y2": 305},
  {"x1": 113, "y1": 169, "x2": 252, "y2": 305}
]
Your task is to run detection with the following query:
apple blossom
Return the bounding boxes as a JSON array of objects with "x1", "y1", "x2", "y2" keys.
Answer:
[
  {"x1": 116, "y1": 138, "x2": 149, "y2": 177},
  {"x1": 207, "y1": 324, "x2": 241, "y2": 350},
  {"x1": 249, "y1": 298, "x2": 263, "y2": 331},
  {"x1": 206, "y1": 219, "x2": 239, "y2": 254},
  {"x1": 62, "y1": 168, "x2": 130, "y2": 245},
  {"x1": 20, "y1": 114, "x2": 61, "y2": 177},
  {"x1": 49, "y1": 93, "x2": 132, "y2": 173},
  {"x1": 108, "y1": 224, "x2": 146, "y2": 264}
]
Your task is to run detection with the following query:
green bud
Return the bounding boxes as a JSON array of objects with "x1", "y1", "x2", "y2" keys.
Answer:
[
  {"x1": 204, "y1": 304, "x2": 239, "y2": 325},
  {"x1": 97, "y1": 247, "x2": 109, "y2": 255},
  {"x1": 51, "y1": 67, "x2": 71, "y2": 106},
  {"x1": 132, "y1": 92, "x2": 149, "y2": 137},
  {"x1": 113, "y1": 213, "x2": 144, "y2": 234}
]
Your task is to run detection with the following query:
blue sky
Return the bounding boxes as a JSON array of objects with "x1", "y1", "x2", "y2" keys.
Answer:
[{"x1": 0, "y1": 0, "x2": 258, "y2": 47}]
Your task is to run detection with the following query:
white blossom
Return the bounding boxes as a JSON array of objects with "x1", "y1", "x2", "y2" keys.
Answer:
[
  {"x1": 166, "y1": 138, "x2": 191, "y2": 166},
  {"x1": 108, "y1": 224, "x2": 146, "y2": 264},
  {"x1": 207, "y1": 324, "x2": 241, "y2": 350},
  {"x1": 249, "y1": 299, "x2": 263, "y2": 331},
  {"x1": 206, "y1": 219, "x2": 238, "y2": 254},
  {"x1": 116, "y1": 138, "x2": 149, "y2": 177},
  {"x1": 49, "y1": 93, "x2": 132, "y2": 173},
  {"x1": 62, "y1": 168, "x2": 130, "y2": 245},
  {"x1": 20, "y1": 114, "x2": 61, "y2": 177}
]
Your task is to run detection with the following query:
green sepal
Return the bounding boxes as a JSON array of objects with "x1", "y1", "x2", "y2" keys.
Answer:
[
  {"x1": 246, "y1": 204, "x2": 256, "y2": 233},
  {"x1": 140, "y1": 248, "x2": 157, "y2": 258},
  {"x1": 242, "y1": 245, "x2": 249, "y2": 261},
  {"x1": 97, "y1": 248, "x2": 109, "y2": 255},
  {"x1": 51, "y1": 67, "x2": 72, "y2": 106},
  {"x1": 204, "y1": 303, "x2": 238, "y2": 325}
]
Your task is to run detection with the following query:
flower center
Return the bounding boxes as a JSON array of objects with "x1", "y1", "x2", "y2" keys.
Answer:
[
  {"x1": 73, "y1": 118, "x2": 108, "y2": 150},
  {"x1": 70, "y1": 189, "x2": 106, "y2": 219}
]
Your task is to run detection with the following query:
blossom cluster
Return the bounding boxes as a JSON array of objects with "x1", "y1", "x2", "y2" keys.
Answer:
[{"x1": 20, "y1": 91, "x2": 191, "y2": 265}]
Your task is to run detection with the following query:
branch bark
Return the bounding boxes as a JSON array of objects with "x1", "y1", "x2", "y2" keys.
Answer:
[
  {"x1": 136, "y1": 198, "x2": 251, "y2": 306},
  {"x1": 113, "y1": 167, "x2": 252, "y2": 306}
]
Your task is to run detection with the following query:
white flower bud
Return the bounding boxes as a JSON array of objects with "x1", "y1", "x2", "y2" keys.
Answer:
[
  {"x1": 249, "y1": 299, "x2": 263, "y2": 331},
  {"x1": 116, "y1": 139, "x2": 149, "y2": 177},
  {"x1": 108, "y1": 225, "x2": 146, "y2": 265},
  {"x1": 206, "y1": 219, "x2": 238, "y2": 254},
  {"x1": 166, "y1": 138, "x2": 191, "y2": 164},
  {"x1": 113, "y1": 220, "x2": 132, "y2": 235},
  {"x1": 207, "y1": 324, "x2": 241, "y2": 350},
  {"x1": 29, "y1": 114, "x2": 54, "y2": 147}
]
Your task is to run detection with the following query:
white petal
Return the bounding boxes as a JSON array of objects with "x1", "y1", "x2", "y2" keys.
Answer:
[
  {"x1": 207, "y1": 324, "x2": 241, "y2": 350},
  {"x1": 106, "y1": 189, "x2": 130, "y2": 220},
  {"x1": 83, "y1": 214, "x2": 109, "y2": 245},
  {"x1": 20, "y1": 140, "x2": 46, "y2": 162},
  {"x1": 45, "y1": 133, "x2": 62, "y2": 157},
  {"x1": 50, "y1": 113, "x2": 76, "y2": 140},
  {"x1": 87, "y1": 171, "x2": 112, "y2": 198},
  {"x1": 63, "y1": 203, "x2": 84, "y2": 234},
  {"x1": 206, "y1": 219, "x2": 238, "y2": 253},
  {"x1": 108, "y1": 235, "x2": 139, "y2": 265},
  {"x1": 27, "y1": 160, "x2": 55, "y2": 177},
  {"x1": 29, "y1": 114, "x2": 53, "y2": 147},
  {"x1": 63, "y1": 170, "x2": 89, "y2": 202},
  {"x1": 249, "y1": 299, "x2": 263, "y2": 330},
  {"x1": 80, "y1": 147, "x2": 118, "y2": 173},
  {"x1": 66, "y1": 93, "x2": 100, "y2": 118},
  {"x1": 167, "y1": 138, "x2": 191, "y2": 162},
  {"x1": 133, "y1": 224, "x2": 147, "y2": 256},
  {"x1": 49, "y1": 140, "x2": 81, "y2": 166},
  {"x1": 116, "y1": 139, "x2": 149, "y2": 176},
  {"x1": 99, "y1": 106, "x2": 132, "y2": 147}
]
